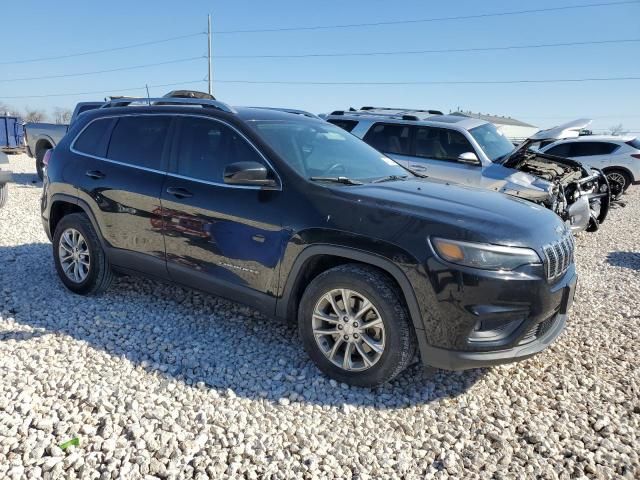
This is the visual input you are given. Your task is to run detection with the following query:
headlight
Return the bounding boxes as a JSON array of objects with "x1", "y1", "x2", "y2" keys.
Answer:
[{"x1": 431, "y1": 237, "x2": 541, "y2": 271}]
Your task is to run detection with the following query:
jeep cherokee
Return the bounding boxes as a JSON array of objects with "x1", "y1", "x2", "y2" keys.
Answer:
[{"x1": 41, "y1": 96, "x2": 577, "y2": 387}]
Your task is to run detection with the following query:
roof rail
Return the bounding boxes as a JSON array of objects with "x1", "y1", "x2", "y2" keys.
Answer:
[
  {"x1": 359, "y1": 106, "x2": 443, "y2": 116},
  {"x1": 99, "y1": 97, "x2": 237, "y2": 114}
]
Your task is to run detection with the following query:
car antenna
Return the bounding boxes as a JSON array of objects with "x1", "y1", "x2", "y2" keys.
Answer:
[{"x1": 145, "y1": 84, "x2": 151, "y2": 105}]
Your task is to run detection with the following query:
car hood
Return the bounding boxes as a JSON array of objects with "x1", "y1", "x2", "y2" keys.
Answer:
[
  {"x1": 334, "y1": 179, "x2": 567, "y2": 248},
  {"x1": 501, "y1": 118, "x2": 593, "y2": 167}
]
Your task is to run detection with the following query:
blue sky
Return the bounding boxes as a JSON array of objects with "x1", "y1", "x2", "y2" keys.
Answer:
[{"x1": 1, "y1": 0, "x2": 639, "y2": 132}]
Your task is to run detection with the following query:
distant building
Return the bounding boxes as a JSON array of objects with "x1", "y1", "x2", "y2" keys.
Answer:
[{"x1": 450, "y1": 111, "x2": 539, "y2": 143}]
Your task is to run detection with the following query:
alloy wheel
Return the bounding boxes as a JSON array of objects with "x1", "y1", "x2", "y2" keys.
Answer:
[
  {"x1": 58, "y1": 228, "x2": 90, "y2": 283},
  {"x1": 312, "y1": 288, "x2": 386, "y2": 372}
]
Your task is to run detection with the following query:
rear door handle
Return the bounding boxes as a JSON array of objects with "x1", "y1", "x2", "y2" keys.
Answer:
[
  {"x1": 85, "y1": 170, "x2": 105, "y2": 179},
  {"x1": 166, "y1": 187, "x2": 193, "y2": 199}
]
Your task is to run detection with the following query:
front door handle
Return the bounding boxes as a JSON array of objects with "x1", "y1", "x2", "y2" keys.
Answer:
[
  {"x1": 166, "y1": 187, "x2": 193, "y2": 199},
  {"x1": 85, "y1": 170, "x2": 105, "y2": 179}
]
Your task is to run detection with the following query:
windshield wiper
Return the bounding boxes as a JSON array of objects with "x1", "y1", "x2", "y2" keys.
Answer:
[
  {"x1": 372, "y1": 174, "x2": 410, "y2": 183},
  {"x1": 309, "y1": 176, "x2": 364, "y2": 185}
]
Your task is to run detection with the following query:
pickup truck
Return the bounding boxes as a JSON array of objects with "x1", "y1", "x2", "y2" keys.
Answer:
[{"x1": 25, "y1": 101, "x2": 103, "y2": 179}]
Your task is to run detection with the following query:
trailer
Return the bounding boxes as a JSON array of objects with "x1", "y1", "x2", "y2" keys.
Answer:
[{"x1": 1, "y1": 115, "x2": 25, "y2": 154}]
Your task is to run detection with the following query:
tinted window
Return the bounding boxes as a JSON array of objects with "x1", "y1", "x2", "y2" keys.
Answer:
[
  {"x1": 327, "y1": 119, "x2": 358, "y2": 133},
  {"x1": 176, "y1": 117, "x2": 265, "y2": 182},
  {"x1": 363, "y1": 123, "x2": 411, "y2": 155},
  {"x1": 107, "y1": 116, "x2": 171, "y2": 169},
  {"x1": 252, "y1": 120, "x2": 409, "y2": 182},
  {"x1": 627, "y1": 138, "x2": 640, "y2": 149},
  {"x1": 73, "y1": 118, "x2": 115, "y2": 158},
  {"x1": 544, "y1": 143, "x2": 571, "y2": 157},
  {"x1": 415, "y1": 127, "x2": 476, "y2": 161},
  {"x1": 568, "y1": 142, "x2": 619, "y2": 157}
]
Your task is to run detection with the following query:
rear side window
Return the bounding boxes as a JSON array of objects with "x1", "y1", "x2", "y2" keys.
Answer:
[
  {"x1": 73, "y1": 118, "x2": 116, "y2": 158},
  {"x1": 327, "y1": 119, "x2": 358, "y2": 133},
  {"x1": 363, "y1": 123, "x2": 411, "y2": 155},
  {"x1": 414, "y1": 127, "x2": 475, "y2": 161},
  {"x1": 175, "y1": 117, "x2": 266, "y2": 183},
  {"x1": 568, "y1": 142, "x2": 619, "y2": 157},
  {"x1": 107, "y1": 116, "x2": 171, "y2": 170}
]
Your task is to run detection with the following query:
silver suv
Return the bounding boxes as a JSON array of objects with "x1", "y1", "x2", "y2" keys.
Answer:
[{"x1": 325, "y1": 108, "x2": 610, "y2": 233}]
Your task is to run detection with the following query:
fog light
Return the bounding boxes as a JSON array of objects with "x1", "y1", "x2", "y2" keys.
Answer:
[{"x1": 600, "y1": 184, "x2": 608, "y2": 193}]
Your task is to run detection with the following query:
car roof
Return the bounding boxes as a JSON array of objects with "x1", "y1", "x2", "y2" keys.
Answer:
[{"x1": 328, "y1": 112, "x2": 488, "y2": 130}]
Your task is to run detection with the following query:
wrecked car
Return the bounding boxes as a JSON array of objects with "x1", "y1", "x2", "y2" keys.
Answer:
[{"x1": 325, "y1": 109, "x2": 610, "y2": 232}]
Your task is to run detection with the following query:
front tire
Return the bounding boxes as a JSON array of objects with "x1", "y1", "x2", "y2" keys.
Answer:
[
  {"x1": 52, "y1": 213, "x2": 113, "y2": 295},
  {"x1": 298, "y1": 264, "x2": 417, "y2": 387},
  {"x1": 603, "y1": 168, "x2": 632, "y2": 198}
]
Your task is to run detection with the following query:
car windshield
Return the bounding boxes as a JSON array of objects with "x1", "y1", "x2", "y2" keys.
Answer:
[
  {"x1": 469, "y1": 123, "x2": 516, "y2": 163},
  {"x1": 250, "y1": 120, "x2": 411, "y2": 183}
]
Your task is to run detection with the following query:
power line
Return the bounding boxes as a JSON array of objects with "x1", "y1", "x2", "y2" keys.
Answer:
[
  {"x1": 216, "y1": 38, "x2": 640, "y2": 59},
  {"x1": 0, "y1": 57, "x2": 205, "y2": 83},
  {"x1": 0, "y1": 80, "x2": 207, "y2": 99},
  {"x1": 0, "y1": 32, "x2": 205, "y2": 65},
  {"x1": 213, "y1": 1, "x2": 640, "y2": 34},
  {"x1": 213, "y1": 76, "x2": 640, "y2": 85}
]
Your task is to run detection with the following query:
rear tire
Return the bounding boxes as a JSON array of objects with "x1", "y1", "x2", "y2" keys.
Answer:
[
  {"x1": 298, "y1": 264, "x2": 417, "y2": 387},
  {"x1": 603, "y1": 168, "x2": 632, "y2": 197},
  {"x1": 52, "y1": 213, "x2": 113, "y2": 295},
  {"x1": 35, "y1": 147, "x2": 47, "y2": 180},
  {"x1": 0, "y1": 183, "x2": 7, "y2": 208}
]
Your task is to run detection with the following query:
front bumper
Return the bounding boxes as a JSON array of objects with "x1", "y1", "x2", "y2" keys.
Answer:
[
  {"x1": 422, "y1": 311, "x2": 567, "y2": 370},
  {"x1": 416, "y1": 253, "x2": 577, "y2": 370}
]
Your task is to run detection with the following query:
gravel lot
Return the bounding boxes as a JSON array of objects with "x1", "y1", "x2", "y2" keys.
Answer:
[{"x1": 0, "y1": 153, "x2": 638, "y2": 479}]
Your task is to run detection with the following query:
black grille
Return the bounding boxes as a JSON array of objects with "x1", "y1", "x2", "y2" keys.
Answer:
[
  {"x1": 543, "y1": 234, "x2": 574, "y2": 281},
  {"x1": 519, "y1": 315, "x2": 557, "y2": 345}
]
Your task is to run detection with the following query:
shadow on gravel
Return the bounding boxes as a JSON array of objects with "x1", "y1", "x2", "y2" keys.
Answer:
[
  {"x1": 0, "y1": 243, "x2": 484, "y2": 408},
  {"x1": 606, "y1": 251, "x2": 640, "y2": 271},
  {"x1": 8, "y1": 173, "x2": 42, "y2": 186}
]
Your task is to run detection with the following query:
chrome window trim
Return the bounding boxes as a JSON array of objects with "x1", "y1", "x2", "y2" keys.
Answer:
[{"x1": 70, "y1": 112, "x2": 283, "y2": 191}]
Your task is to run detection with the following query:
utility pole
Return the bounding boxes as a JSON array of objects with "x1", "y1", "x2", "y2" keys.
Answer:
[{"x1": 207, "y1": 14, "x2": 213, "y2": 96}]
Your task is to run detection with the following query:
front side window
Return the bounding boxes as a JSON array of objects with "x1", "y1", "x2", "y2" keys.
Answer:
[
  {"x1": 175, "y1": 117, "x2": 267, "y2": 183},
  {"x1": 627, "y1": 138, "x2": 640, "y2": 149},
  {"x1": 414, "y1": 127, "x2": 476, "y2": 162},
  {"x1": 544, "y1": 143, "x2": 572, "y2": 157},
  {"x1": 73, "y1": 118, "x2": 116, "y2": 157},
  {"x1": 469, "y1": 123, "x2": 516, "y2": 163},
  {"x1": 107, "y1": 116, "x2": 171, "y2": 170},
  {"x1": 362, "y1": 123, "x2": 411, "y2": 155},
  {"x1": 251, "y1": 120, "x2": 409, "y2": 182}
]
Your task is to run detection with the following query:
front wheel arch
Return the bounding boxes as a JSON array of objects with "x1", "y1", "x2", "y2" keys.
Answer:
[{"x1": 278, "y1": 246, "x2": 426, "y2": 335}]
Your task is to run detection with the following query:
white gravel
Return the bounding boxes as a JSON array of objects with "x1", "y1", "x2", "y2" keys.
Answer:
[{"x1": 0, "y1": 153, "x2": 638, "y2": 479}]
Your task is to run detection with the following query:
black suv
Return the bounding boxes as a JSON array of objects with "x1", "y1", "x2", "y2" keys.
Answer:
[{"x1": 42, "y1": 96, "x2": 577, "y2": 387}]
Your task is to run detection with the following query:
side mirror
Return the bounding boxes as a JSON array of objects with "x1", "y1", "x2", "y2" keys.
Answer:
[
  {"x1": 223, "y1": 161, "x2": 277, "y2": 188},
  {"x1": 457, "y1": 152, "x2": 480, "y2": 165}
]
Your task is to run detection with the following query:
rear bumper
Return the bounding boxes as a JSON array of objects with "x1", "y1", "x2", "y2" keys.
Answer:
[
  {"x1": 0, "y1": 170, "x2": 12, "y2": 184},
  {"x1": 422, "y1": 312, "x2": 567, "y2": 370}
]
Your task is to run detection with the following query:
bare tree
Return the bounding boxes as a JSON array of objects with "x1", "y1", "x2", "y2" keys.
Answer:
[
  {"x1": 23, "y1": 109, "x2": 47, "y2": 123},
  {"x1": 608, "y1": 124, "x2": 628, "y2": 136},
  {"x1": 53, "y1": 107, "x2": 72, "y2": 125}
]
